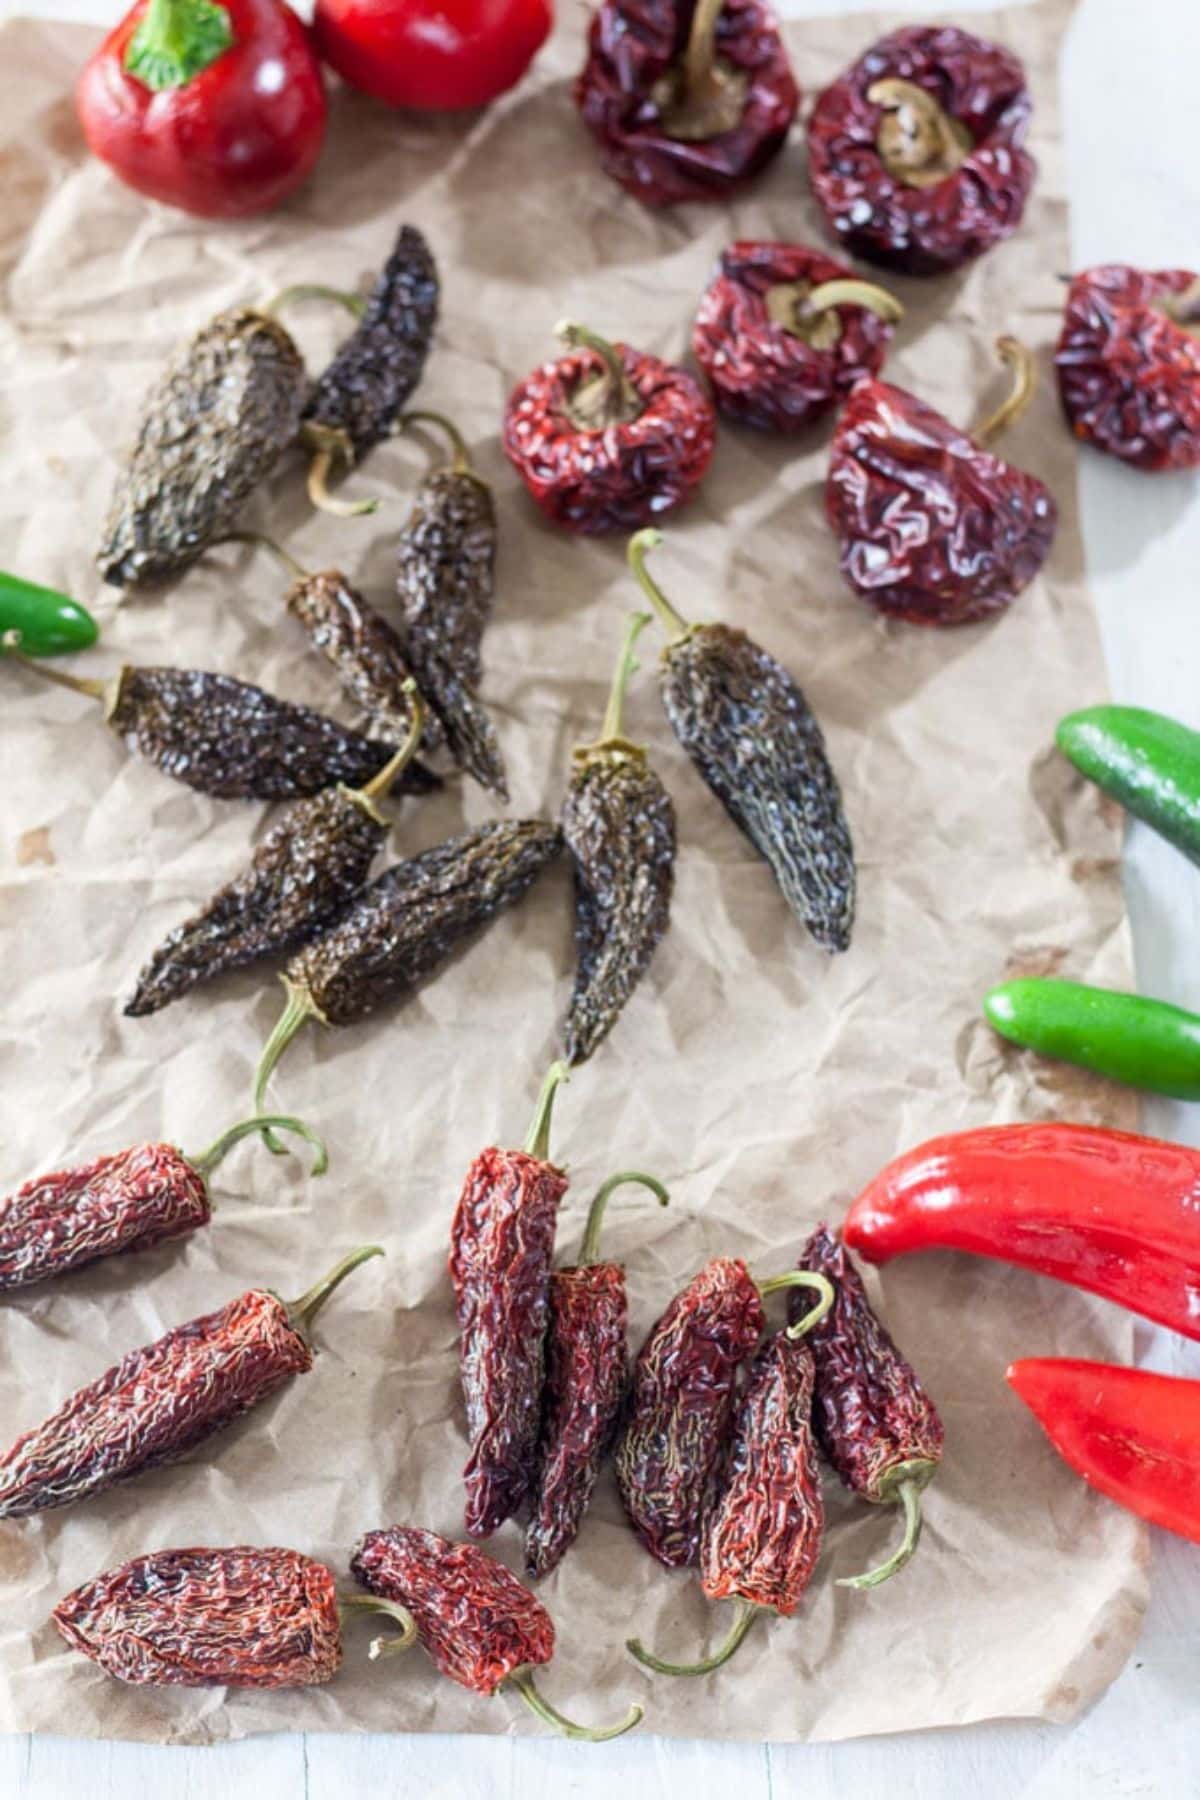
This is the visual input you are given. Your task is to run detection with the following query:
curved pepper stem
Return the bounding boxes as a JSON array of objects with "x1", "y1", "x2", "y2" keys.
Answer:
[
  {"x1": 838, "y1": 1462, "x2": 936, "y2": 1591},
  {"x1": 339, "y1": 1594, "x2": 419, "y2": 1658},
  {"x1": 504, "y1": 1664, "x2": 643, "y2": 1742},
  {"x1": 802, "y1": 279, "x2": 905, "y2": 325},
  {"x1": 2, "y1": 635, "x2": 111, "y2": 703},
  {"x1": 267, "y1": 284, "x2": 368, "y2": 323},
  {"x1": 974, "y1": 337, "x2": 1037, "y2": 446},
  {"x1": 285, "y1": 1244, "x2": 383, "y2": 1334},
  {"x1": 303, "y1": 424, "x2": 380, "y2": 519},
  {"x1": 589, "y1": 611, "x2": 653, "y2": 751},
  {"x1": 124, "y1": 0, "x2": 233, "y2": 91},
  {"x1": 578, "y1": 1170, "x2": 669, "y2": 1266},
  {"x1": 221, "y1": 531, "x2": 310, "y2": 583},
  {"x1": 556, "y1": 322, "x2": 643, "y2": 430},
  {"x1": 767, "y1": 278, "x2": 903, "y2": 350},
  {"x1": 627, "y1": 530, "x2": 691, "y2": 644},
  {"x1": 867, "y1": 77, "x2": 973, "y2": 189},
  {"x1": 186, "y1": 1114, "x2": 329, "y2": 1180},
  {"x1": 627, "y1": 1599, "x2": 759, "y2": 1678},
  {"x1": 354, "y1": 682, "x2": 425, "y2": 810},
  {"x1": 400, "y1": 410, "x2": 476, "y2": 477},
  {"x1": 523, "y1": 1061, "x2": 570, "y2": 1161},
  {"x1": 757, "y1": 1270, "x2": 835, "y2": 1339},
  {"x1": 254, "y1": 978, "x2": 323, "y2": 1152}
]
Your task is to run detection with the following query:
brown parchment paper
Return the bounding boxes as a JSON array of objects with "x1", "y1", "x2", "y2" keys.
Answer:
[{"x1": 0, "y1": 0, "x2": 1150, "y2": 1746}]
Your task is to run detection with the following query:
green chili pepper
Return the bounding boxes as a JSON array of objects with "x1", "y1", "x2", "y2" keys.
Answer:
[
  {"x1": 1, "y1": 572, "x2": 99, "y2": 657},
  {"x1": 1057, "y1": 705, "x2": 1200, "y2": 869},
  {"x1": 984, "y1": 978, "x2": 1200, "y2": 1101}
]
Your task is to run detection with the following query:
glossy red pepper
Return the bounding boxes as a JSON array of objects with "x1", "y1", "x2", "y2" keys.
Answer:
[
  {"x1": 1055, "y1": 266, "x2": 1200, "y2": 471},
  {"x1": 313, "y1": 0, "x2": 551, "y2": 110},
  {"x1": 575, "y1": 0, "x2": 798, "y2": 209},
  {"x1": 807, "y1": 25, "x2": 1035, "y2": 276},
  {"x1": 76, "y1": 0, "x2": 328, "y2": 220},
  {"x1": 843, "y1": 1123, "x2": 1200, "y2": 1342}
]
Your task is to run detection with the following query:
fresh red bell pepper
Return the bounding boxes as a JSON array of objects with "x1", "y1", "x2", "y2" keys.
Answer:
[
  {"x1": 76, "y1": 0, "x2": 327, "y2": 219},
  {"x1": 313, "y1": 0, "x2": 552, "y2": 111},
  {"x1": 1008, "y1": 1358, "x2": 1200, "y2": 1544},
  {"x1": 842, "y1": 1122, "x2": 1200, "y2": 1341}
]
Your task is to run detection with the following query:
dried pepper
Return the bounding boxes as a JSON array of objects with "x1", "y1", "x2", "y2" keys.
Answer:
[
  {"x1": 504, "y1": 322, "x2": 716, "y2": 535},
  {"x1": 126, "y1": 689, "x2": 425, "y2": 1016},
  {"x1": 576, "y1": 0, "x2": 798, "y2": 209},
  {"x1": 807, "y1": 26, "x2": 1036, "y2": 276},
  {"x1": 794, "y1": 1224, "x2": 943, "y2": 1589},
  {"x1": 0, "y1": 570, "x2": 98, "y2": 657},
  {"x1": 526, "y1": 1170, "x2": 668, "y2": 1580},
  {"x1": 691, "y1": 241, "x2": 903, "y2": 433},
  {"x1": 561, "y1": 611, "x2": 676, "y2": 1066},
  {"x1": 628, "y1": 529, "x2": 855, "y2": 952},
  {"x1": 0, "y1": 1113, "x2": 325, "y2": 1293},
  {"x1": 1056, "y1": 266, "x2": 1200, "y2": 471},
  {"x1": 351, "y1": 1525, "x2": 643, "y2": 1740},
  {"x1": 253, "y1": 819, "x2": 562, "y2": 1130},
  {"x1": 395, "y1": 412, "x2": 508, "y2": 798},
  {"x1": 628, "y1": 1275, "x2": 833, "y2": 1677},
  {"x1": 825, "y1": 341, "x2": 1057, "y2": 626},
  {"x1": 4, "y1": 648, "x2": 438, "y2": 802},
  {"x1": 449, "y1": 1063, "x2": 570, "y2": 1539},
  {"x1": 0, "y1": 1245, "x2": 381, "y2": 1518},
  {"x1": 55, "y1": 1545, "x2": 414, "y2": 1687}
]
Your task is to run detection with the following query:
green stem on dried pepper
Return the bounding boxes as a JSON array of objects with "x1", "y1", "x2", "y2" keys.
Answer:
[
  {"x1": 577, "y1": 1169, "x2": 668, "y2": 1265},
  {"x1": 187, "y1": 1112, "x2": 328, "y2": 1178}
]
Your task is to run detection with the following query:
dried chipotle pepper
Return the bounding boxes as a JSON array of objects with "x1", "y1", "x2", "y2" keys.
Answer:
[{"x1": 1055, "y1": 266, "x2": 1200, "y2": 471}]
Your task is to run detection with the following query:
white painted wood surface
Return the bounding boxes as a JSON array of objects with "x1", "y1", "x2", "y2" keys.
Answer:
[{"x1": 2, "y1": 0, "x2": 1199, "y2": 1792}]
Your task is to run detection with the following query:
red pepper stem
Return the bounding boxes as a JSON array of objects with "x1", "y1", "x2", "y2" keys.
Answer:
[
  {"x1": 123, "y1": 0, "x2": 234, "y2": 92},
  {"x1": 221, "y1": 531, "x2": 309, "y2": 583},
  {"x1": 504, "y1": 1665, "x2": 643, "y2": 1742},
  {"x1": 186, "y1": 1114, "x2": 329, "y2": 1180},
  {"x1": 400, "y1": 411, "x2": 474, "y2": 477},
  {"x1": 682, "y1": 0, "x2": 723, "y2": 97},
  {"x1": 803, "y1": 279, "x2": 905, "y2": 325},
  {"x1": 254, "y1": 979, "x2": 323, "y2": 1153},
  {"x1": 2, "y1": 636, "x2": 109, "y2": 702},
  {"x1": 285, "y1": 1244, "x2": 383, "y2": 1333},
  {"x1": 339, "y1": 1594, "x2": 418, "y2": 1657},
  {"x1": 579, "y1": 1171, "x2": 669, "y2": 1266},
  {"x1": 837, "y1": 1464, "x2": 934, "y2": 1591},
  {"x1": 523, "y1": 1061, "x2": 570, "y2": 1161},
  {"x1": 627, "y1": 1599, "x2": 759, "y2": 1678},
  {"x1": 627, "y1": 530, "x2": 690, "y2": 644},
  {"x1": 974, "y1": 337, "x2": 1037, "y2": 446},
  {"x1": 267, "y1": 284, "x2": 367, "y2": 323},
  {"x1": 354, "y1": 683, "x2": 424, "y2": 807},
  {"x1": 556, "y1": 321, "x2": 642, "y2": 427},
  {"x1": 758, "y1": 1270, "x2": 835, "y2": 1339}
]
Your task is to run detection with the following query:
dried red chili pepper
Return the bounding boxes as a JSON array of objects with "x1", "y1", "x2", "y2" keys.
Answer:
[
  {"x1": 794, "y1": 1224, "x2": 943, "y2": 1589},
  {"x1": 0, "y1": 1113, "x2": 325, "y2": 1293},
  {"x1": 0, "y1": 1245, "x2": 381, "y2": 1518},
  {"x1": 825, "y1": 339, "x2": 1057, "y2": 625},
  {"x1": 55, "y1": 1545, "x2": 414, "y2": 1687},
  {"x1": 575, "y1": 0, "x2": 798, "y2": 209},
  {"x1": 526, "y1": 1170, "x2": 669, "y2": 1580},
  {"x1": 807, "y1": 26, "x2": 1036, "y2": 276},
  {"x1": 692, "y1": 242, "x2": 902, "y2": 433},
  {"x1": 503, "y1": 322, "x2": 716, "y2": 535},
  {"x1": 1056, "y1": 266, "x2": 1200, "y2": 471},
  {"x1": 627, "y1": 1274, "x2": 832, "y2": 1677},
  {"x1": 351, "y1": 1525, "x2": 643, "y2": 1739}
]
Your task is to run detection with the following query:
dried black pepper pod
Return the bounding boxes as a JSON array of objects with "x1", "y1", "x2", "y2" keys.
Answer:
[
  {"x1": 561, "y1": 611, "x2": 675, "y2": 1064},
  {"x1": 628, "y1": 530, "x2": 856, "y2": 952}
]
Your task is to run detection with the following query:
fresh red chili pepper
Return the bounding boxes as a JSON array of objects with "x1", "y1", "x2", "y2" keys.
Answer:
[
  {"x1": 0, "y1": 1245, "x2": 381, "y2": 1518},
  {"x1": 843, "y1": 1123, "x2": 1200, "y2": 1342},
  {"x1": 1055, "y1": 266, "x2": 1200, "y2": 472},
  {"x1": 525, "y1": 1170, "x2": 669, "y2": 1580},
  {"x1": 75, "y1": 0, "x2": 328, "y2": 220},
  {"x1": 449, "y1": 1064, "x2": 570, "y2": 1539},
  {"x1": 1008, "y1": 1358, "x2": 1200, "y2": 1545},
  {"x1": 691, "y1": 242, "x2": 902, "y2": 433},
  {"x1": 313, "y1": 0, "x2": 551, "y2": 111},
  {"x1": 503, "y1": 321, "x2": 716, "y2": 535},
  {"x1": 825, "y1": 338, "x2": 1057, "y2": 625},
  {"x1": 351, "y1": 1526, "x2": 643, "y2": 1739},
  {"x1": 575, "y1": 0, "x2": 798, "y2": 209},
  {"x1": 807, "y1": 26, "x2": 1035, "y2": 276}
]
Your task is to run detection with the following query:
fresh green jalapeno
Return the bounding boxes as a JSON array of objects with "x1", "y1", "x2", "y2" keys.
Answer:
[
  {"x1": 984, "y1": 977, "x2": 1200, "y2": 1101},
  {"x1": 0, "y1": 572, "x2": 99, "y2": 657},
  {"x1": 1057, "y1": 705, "x2": 1200, "y2": 870}
]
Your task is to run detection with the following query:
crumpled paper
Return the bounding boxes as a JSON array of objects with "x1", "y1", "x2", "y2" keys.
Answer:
[{"x1": 0, "y1": 0, "x2": 1149, "y2": 1746}]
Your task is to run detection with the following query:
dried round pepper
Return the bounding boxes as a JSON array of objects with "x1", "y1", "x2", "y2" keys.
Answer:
[
  {"x1": 691, "y1": 242, "x2": 902, "y2": 433},
  {"x1": 807, "y1": 25, "x2": 1035, "y2": 277}
]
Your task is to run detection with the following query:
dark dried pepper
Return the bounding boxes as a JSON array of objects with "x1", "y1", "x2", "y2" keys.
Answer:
[
  {"x1": 628, "y1": 529, "x2": 855, "y2": 951},
  {"x1": 0, "y1": 1245, "x2": 381, "y2": 1518},
  {"x1": 561, "y1": 611, "x2": 676, "y2": 1065}
]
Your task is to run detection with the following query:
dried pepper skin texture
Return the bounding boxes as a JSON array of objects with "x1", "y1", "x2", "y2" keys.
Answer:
[
  {"x1": 285, "y1": 571, "x2": 433, "y2": 747},
  {"x1": 807, "y1": 27, "x2": 1035, "y2": 276},
  {"x1": 352, "y1": 1527, "x2": 554, "y2": 1695},
  {"x1": 54, "y1": 1547, "x2": 341, "y2": 1688},
  {"x1": 97, "y1": 308, "x2": 306, "y2": 588},
  {"x1": 576, "y1": 0, "x2": 798, "y2": 210},
  {"x1": 826, "y1": 378, "x2": 1057, "y2": 626},
  {"x1": 615, "y1": 1256, "x2": 763, "y2": 1568},
  {"x1": 1056, "y1": 266, "x2": 1200, "y2": 471},
  {"x1": 691, "y1": 241, "x2": 898, "y2": 433}
]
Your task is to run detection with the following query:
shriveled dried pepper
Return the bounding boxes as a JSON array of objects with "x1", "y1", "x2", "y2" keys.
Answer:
[
  {"x1": 628, "y1": 529, "x2": 855, "y2": 951},
  {"x1": 526, "y1": 1170, "x2": 668, "y2": 1579},
  {"x1": 351, "y1": 1525, "x2": 643, "y2": 1739},
  {"x1": 807, "y1": 26, "x2": 1036, "y2": 276},
  {"x1": 825, "y1": 340, "x2": 1057, "y2": 626},
  {"x1": 795, "y1": 1224, "x2": 943, "y2": 1589},
  {"x1": 575, "y1": 0, "x2": 798, "y2": 209},
  {"x1": 504, "y1": 322, "x2": 716, "y2": 535},
  {"x1": 691, "y1": 242, "x2": 902, "y2": 433},
  {"x1": 0, "y1": 1244, "x2": 381, "y2": 1517},
  {"x1": 0, "y1": 1113, "x2": 325, "y2": 1293},
  {"x1": 1056, "y1": 266, "x2": 1200, "y2": 471},
  {"x1": 561, "y1": 611, "x2": 676, "y2": 1065}
]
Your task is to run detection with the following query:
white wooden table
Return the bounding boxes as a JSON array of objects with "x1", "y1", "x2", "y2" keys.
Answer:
[{"x1": 3, "y1": 0, "x2": 1199, "y2": 1792}]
